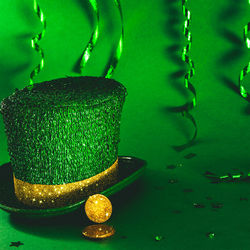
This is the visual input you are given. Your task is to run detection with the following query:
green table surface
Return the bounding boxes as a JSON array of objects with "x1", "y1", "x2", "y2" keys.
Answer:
[{"x1": 0, "y1": 0, "x2": 250, "y2": 249}]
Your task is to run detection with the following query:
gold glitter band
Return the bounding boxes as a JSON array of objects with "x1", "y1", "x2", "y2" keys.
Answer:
[{"x1": 13, "y1": 158, "x2": 118, "y2": 208}]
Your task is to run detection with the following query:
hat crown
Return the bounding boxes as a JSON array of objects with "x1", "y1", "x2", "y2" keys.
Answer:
[
  {"x1": 3, "y1": 76, "x2": 127, "y2": 109},
  {"x1": 1, "y1": 77, "x2": 127, "y2": 186}
]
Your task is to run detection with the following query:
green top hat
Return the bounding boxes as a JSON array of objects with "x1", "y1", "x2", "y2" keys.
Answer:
[{"x1": 1, "y1": 76, "x2": 127, "y2": 208}]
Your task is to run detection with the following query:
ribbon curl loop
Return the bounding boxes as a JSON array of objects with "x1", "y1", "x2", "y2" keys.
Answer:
[
  {"x1": 104, "y1": 0, "x2": 124, "y2": 79},
  {"x1": 80, "y1": 0, "x2": 100, "y2": 73},
  {"x1": 29, "y1": 0, "x2": 46, "y2": 88},
  {"x1": 239, "y1": 21, "x2": 250, "y2": 100}
]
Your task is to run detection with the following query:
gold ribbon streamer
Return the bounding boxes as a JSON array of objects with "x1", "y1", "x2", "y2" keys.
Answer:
[
  {"x1": 104, "y1": 0, "x2": 124, "y2": 78},
  {"x1": 29, "y1": 0, "x2": 46, "y2": 88},
  {"x1": 173, "y1": 0, "x2": 197, "y2": 151},
  {"x1": 80, "y1": 0, "x2": 100, "y2": 73}
]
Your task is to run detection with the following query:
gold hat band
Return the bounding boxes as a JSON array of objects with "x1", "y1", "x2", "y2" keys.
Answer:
[{"x1": 13, "y1": 158, "x2": 118, "y2": 208}]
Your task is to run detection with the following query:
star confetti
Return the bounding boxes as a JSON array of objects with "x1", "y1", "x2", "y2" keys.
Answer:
[
  {"x1": 193, "y1": 203, "x2": 205, "y2": 208},
  {"x1": 10, "y1": 241, "x2": 24, "y2": 247}
]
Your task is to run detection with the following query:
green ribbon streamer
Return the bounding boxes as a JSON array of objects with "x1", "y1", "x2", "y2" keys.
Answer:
[
  {"x1": 29, "y1": 0, "x2": 46, "y2": 88},
  {"x1": 173, "y1": 0, "x2": 197, "y2": 151},
  {"x1": 79, "y1": 0, "x2": 123, "y2": 78},
  {"x1": 205, "y1": 171, "x2": 250, "y2": 183},
  {"x1": 239, "y1": 20, "x2": 250, "y2": 99},
  {"x1": 104, "y1": 0, "x2": 124, "y2": 79},
  {"x1": 79, "y1": 0, "x2": 100, "y2": 73},
  {"x1": 206, "y1": 1, "x2": 250, "y2": 182}
]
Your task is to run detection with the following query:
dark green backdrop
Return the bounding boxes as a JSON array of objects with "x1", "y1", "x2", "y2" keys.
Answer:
[{"x1": 0, "y1": 0, "x2": 250, "y2": 249}]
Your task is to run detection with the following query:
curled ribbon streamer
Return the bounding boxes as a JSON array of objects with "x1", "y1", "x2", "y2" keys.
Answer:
[
  {"x1": 173, "y1": 0, "x2": 197, "y2": 151},
  {"x1": 80, "y1": 0, "x2": 100, "y2": 73},
  {"x1": 104, "y1": 0, "x2": 124, "y2": 79},
  {"x1": 206, "y1": 1, "x2": 250, "y2": 181},
  {"x1": 29, "y1": 0, "x2": 46, "y2": 87},
  {"x1": 239, "y1": 20, "x2": 250, "y2": 99}
]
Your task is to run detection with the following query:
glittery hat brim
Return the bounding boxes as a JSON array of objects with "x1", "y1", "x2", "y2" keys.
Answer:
[{"x1": 0, "y1": 156, "x2": 146, "y2": 218}]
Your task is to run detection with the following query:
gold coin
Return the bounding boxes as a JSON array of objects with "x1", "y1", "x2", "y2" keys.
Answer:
[
  {"x1": 85, "y1": 194, "x2": 112, "y2": 223},
  {"x1": 82, "y1": 224, "x2": 115, "y2": 239}
]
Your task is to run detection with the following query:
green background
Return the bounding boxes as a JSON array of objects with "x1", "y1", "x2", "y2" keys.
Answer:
[{"x1": 0, "y1": 0, "x2": 250, "y2": 249}]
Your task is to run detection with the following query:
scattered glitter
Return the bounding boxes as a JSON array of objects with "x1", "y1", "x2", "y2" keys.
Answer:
[
  {"x1": 184, "y1": 153, "x2": 196, "y2": 159},
  {"x1": 176, "y1": 163, "x2": 183, "y2": 167},
  {"x1": 155, "y1": 236, "x2": 164, "y2": 241},
  {"x1": 168, "y1": 179, "x2": 178, "y2": 184},
  {"x1": 206, "y1": 232, "x2": 215, "y2": 239},
  {"x1": 193, "y1": 203, "x2": 205, "y2": 208}
]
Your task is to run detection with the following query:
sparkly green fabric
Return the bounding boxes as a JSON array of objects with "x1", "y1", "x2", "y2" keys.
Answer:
[{"x1": 1, "y1": 77, "x2": 127, "y2": 185}]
